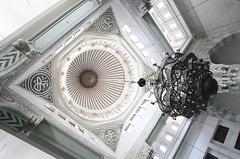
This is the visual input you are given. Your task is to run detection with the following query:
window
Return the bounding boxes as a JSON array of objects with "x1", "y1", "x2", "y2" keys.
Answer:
[
  {"x1": 171, "y1": 125, "x2": 178, "y2": 131},
  {"x1": 176, "y1": 116, "x2": 185, "y2": 122},
  {"x1": 165, "y1": 134, "x2": 173, "y2": 141},
  {"x1": 157, "y1": 1, "x2": 165, "y2": 9},
  {"x1": 213, "y1": 125, "x2": 229, "y2": 143},
  {"x1": 148, "y1": 0, "x2": 192, "y2": 51},
  {"x1": 122, "y1": 25, "x2": 131, "y2": 33},
  {"x1": 129, "y1": 34, "x2": 138, "y2": 42},
  {"x1": 204, "y1": 153, "x2": 218, "y2": 159},
  {"x1": 159, "y1": 145, "x2": 167, "y2": 153},
  {"x1": 234, "y1": 132, "x2": 240, "y2": 150},
  {"x1": 163, "y1": 12, "x2": 171, "y2": 19}
]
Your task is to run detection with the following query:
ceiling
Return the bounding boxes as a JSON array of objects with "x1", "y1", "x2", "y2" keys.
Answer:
[
  {"x1": 174, "y1": 0, "x2": 240, "y2": 38},
  {"x1": 9, "y1": 6, "x2": 154, "y2": 128},
  {"x1": 0, "y1": 0, "x2": 61, "y2": 41},
  {"x1": 55, "y1": 33, "x2": 142, "y2": 122}
]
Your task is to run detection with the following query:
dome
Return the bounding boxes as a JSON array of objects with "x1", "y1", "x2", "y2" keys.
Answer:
[
  {"x1": 59, "y1": 39, "x2": 139, "y2": 121},
  {"x1": 66, "y1": 49, "x2": 125, "y2": 110}
]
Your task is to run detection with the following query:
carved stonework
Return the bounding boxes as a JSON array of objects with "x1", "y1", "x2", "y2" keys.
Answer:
[
  {"x1": 0, "y1": 88, "x2": 16, "y2": 103},
  {"x1": 12, "y1": 39, "x2": 40, "y2": 59},
  {"x1": 91, "y1": 124, "x2": 123, "y2": 151},
  {"x1": 209, "y1": 108, "x2": 240, "y2": 126},
  {"x1": 0, "y1": 47, "x2": 24, "y2": 71},
  {"x1": 127, "y1": 0, "x2": 152, "y2": 16},
  {"x1": 0, "y1": 88, "x2": 43, "y2": 124},
  {"x1": 87, "y1": 8, "x2": 120, "y2": 34},
  {"x1": 135, "y1": 143, "x2": 152, "y2": 159},
  {"x1": 211, "y1": 63, "x2": 240, "y2": 93},
  {"x1": 0, "y1": 107, "x2": 38, "y2": 136},
  {"x1": 0, "y1": 39, "x2": 40, "y2": 75},
  {"x1": 19, "y1": 63, "x2": 53, "y2": 103}
]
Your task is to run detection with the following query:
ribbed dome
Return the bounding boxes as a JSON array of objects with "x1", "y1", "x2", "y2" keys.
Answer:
[
  {"x1": 59, "y1": 38, "x2": 140, "y2": 121},
  {"x1": 66, "y1": 49, "x2": 125, "y2": 110}
]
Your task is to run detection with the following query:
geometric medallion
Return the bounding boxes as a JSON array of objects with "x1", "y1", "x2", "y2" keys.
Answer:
[
  {"x1": 19, "y1": 63, "x2": 53, "y2": 103},
  {"x1": 87, "y1": 8, "x2": 120, "y2": 34},
  {"x1": 91, "y1": 124, "x2": 123, "y2": 151}
]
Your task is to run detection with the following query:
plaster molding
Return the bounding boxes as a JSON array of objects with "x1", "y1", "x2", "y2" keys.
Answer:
[
  {"x1": 0, "y1": 46, "x2": 27, "y2": 76},
  {"x1": 91, "y1": 124, "x2": 123, "y2": 151},
  {"x1": 0, "y1": 107, "x2": 36, "y2": 136},
  {"x1": 87, "y1": 8, "x2": 120, "y2": 34},
  {"x1": 0, "y1": 88, "x2": 43, "y2": 124},
  {"x1": 124, "y1": 0, "x2": 152, "y2": 16},
  {"x1": 19, "y1": 62, "x2": 53, "y2": 103},
  {"x1": 58, "y1": 37, "x2": 139, "y2": 121}
]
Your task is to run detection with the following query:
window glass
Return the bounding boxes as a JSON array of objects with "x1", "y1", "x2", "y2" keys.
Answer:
[
  {"x1": 204, "y1": 153, "x2": 218, "y2": 159},
  {"x1": 149, "y1": 0, "x2": 191, "y2": 51},
  {"x1": 234, "y1": 132, "x2": 240, "y2": 150},
  {"x1": 165, "y1": 134, "x2": 173, "y2": 141},
  {"x1": 171, "y1": 125, "x2": 178, "y2": 131},
  {"x1": 213, "y1": 125, "x2": 229, "y2": 143},
  {"x1": 159, "y1": 145, "x2": 167, "y2": 153}
]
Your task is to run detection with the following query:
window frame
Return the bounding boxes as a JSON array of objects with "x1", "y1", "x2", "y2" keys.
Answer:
[
  {"x1": 213, "y1": 125, "x2": 229, "y2": 144},
  {"x1": 234, "y1": 131, "x2": 240, "y2": 150}
]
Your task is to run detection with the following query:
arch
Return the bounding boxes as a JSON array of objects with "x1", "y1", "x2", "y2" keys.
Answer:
[{"x1": 209, "y1": 32, "x2": 240, "y2": 64}]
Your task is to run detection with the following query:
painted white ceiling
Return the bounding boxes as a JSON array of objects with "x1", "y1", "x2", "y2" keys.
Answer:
[
  {"x1": 0, "y1": 0, "x2": 61, "y2": 41},
  {"x1": 174, "y1": 0, "x2": 240, "y2": 38},
  {"x1": 192, "y1": 0, "x2": 240, "y2": 37},
  {"x1": 0, "y1": 129, "x2": 55, "y2": 159}
]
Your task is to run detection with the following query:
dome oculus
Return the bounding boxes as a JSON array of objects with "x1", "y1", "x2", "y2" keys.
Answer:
[{"x1": 79, "y1": 70, "x2": 98, "y2": 88}]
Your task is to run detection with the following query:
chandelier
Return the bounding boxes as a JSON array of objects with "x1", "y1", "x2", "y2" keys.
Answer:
[{"x1": 138, "y1": 52, "x2": 218, "y2": 118}]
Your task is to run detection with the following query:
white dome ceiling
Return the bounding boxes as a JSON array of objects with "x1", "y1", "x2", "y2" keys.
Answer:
[
  {"x1": 59, "y1": 38, "x2": 140, "y2": 121},
  {"x1": 66, "y1": 49, "x2": 125, "y2": 110}
]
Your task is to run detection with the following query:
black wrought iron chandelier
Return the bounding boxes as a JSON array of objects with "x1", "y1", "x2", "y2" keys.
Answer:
[{"x1": 138, "y1": 52, "x2": 218, "y2": 118}]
